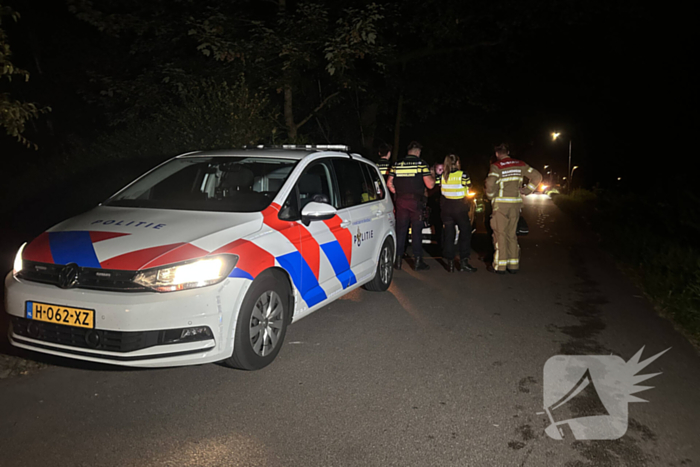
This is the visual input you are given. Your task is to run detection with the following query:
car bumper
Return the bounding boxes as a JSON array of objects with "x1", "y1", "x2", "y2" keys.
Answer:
[{"x1": 4, "y1": 272, "x2": 251, "y2": 368}]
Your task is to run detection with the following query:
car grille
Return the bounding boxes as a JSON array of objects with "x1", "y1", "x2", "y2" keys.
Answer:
[
  {"x1": 11, "y1": 317, "x2": 206, "y2": 353},
  {"x1": 19, "y1": 261, "x2": 147, "y2": 292}
]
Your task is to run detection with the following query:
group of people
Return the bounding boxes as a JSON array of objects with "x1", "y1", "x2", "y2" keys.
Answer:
[{"x1": 376, "y1": 141, "x2": 542, "y2": 275}]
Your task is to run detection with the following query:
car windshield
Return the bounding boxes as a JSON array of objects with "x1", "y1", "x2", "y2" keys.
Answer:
[{"x1": 105, "y1": 156, "x2": 298, "y2": 212}]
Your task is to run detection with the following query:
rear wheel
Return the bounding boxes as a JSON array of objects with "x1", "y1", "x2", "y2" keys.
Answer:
[
  {"x1": 363, "y1": 237, "x2": 394, "y2": 292},
  {"x1": 225, "y1": 274, "x2": 289, "y2": 370}
]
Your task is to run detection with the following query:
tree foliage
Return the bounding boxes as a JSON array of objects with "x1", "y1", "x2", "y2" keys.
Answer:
[
  {"x1": 0, "y1": 3, "x2": 49, "y2": 149},
  {"x1": 65, "y1": 0, "x2": 619, "y2": 154},
  {"x1": 187, "y1": 1, "x2": 387, "y2": 140},
  {"x1": 71, "y1": 75, "x2": 278, "y2": 161}
]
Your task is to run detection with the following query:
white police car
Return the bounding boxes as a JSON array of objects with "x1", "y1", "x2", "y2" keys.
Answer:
[{"x1": 5, "y1": 146, "x2": 396, "y2": 369}]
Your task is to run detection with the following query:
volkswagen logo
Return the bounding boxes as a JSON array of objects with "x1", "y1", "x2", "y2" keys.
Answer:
[{"x1": 58, "y1": 263, "x2": 80, "y2": 289}]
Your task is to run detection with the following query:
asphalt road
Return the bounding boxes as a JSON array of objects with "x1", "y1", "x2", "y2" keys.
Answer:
[{"x1": 1, "y1": 196, "x2": 699, "y2": 467}]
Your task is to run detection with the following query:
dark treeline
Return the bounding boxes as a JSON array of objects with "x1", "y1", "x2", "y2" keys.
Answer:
[{"x1": 0, "y1": 0, "x2": 692, "y2": 202}]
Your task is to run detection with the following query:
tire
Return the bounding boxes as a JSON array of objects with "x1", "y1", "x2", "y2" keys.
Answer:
[
  {"x1": 225, "y1": 273, "x2": 290, "y2": 370},
  {"x1": 363, "y1": 237, "x2": 394, "y2": 292}
]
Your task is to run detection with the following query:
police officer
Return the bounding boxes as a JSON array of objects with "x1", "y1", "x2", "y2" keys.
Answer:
[
  {"x1": 440, "y1": 154, "x2": 477, "y2": 273},
  {"x1": 387, "y1": 141, "x2": 434, "y2": 271},
  {"x1": 484, "y1": 143, "x2": 542, "y2": 274},
  {"x1": 376, "y1": 143, "x2": 392, "y2": 178}
]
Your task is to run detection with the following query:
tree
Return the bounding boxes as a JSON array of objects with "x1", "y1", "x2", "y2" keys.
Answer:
[
  {"x1": 0, "y1": 3, "x2": 48, "y2": 149},
  {"x1": 188, "y1": 0, "x2": 386, "y2": 141}
]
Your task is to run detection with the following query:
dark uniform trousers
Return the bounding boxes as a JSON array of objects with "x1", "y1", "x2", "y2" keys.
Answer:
[
  {"x1": 395, "y1": 194, "x2": 423, "y2": 258},
  {"x1": 441, "y1": 197, "x2": 471, "y2": 261}
]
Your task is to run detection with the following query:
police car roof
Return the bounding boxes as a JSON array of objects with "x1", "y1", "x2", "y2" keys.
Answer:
[{"x1": 176, "y1": 147, "x2": 363, "y2": 161}]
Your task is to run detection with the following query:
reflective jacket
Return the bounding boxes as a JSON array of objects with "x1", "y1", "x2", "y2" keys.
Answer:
[
  {"x1": 485, "y1": 158, "x2": 542, "y2": 203},
  {"x1": 440, "y1": 170, "x2": 471, "y2": 199}
]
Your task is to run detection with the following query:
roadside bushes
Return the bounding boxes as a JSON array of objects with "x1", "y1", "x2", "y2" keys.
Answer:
[
  {"x1": 65, "y1": 76, "x2": 277, "y2": 166},
  {"x1": 0, "y1": 77, "x2": 277, "y2": 228},
  {"x1": 554, "y1": 189, "x2": 700, "y2": 340}
]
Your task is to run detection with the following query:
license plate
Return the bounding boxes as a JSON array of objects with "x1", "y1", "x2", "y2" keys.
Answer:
[{"x1": 25, "y1": 301, "x2": 95, "y2": 329}]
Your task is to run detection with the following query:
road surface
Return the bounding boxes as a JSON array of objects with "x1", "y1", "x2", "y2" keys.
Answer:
[{"x1": 1, "y1": 196, "x2": 698, "y2": 466}]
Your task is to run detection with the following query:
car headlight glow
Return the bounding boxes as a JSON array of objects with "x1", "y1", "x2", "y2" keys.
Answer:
[
  {"x1": 133, "y1": 255, "x2": 238, "y2": 292},
  {"x1": 13, "y1": 242, "x2": 27, "y2": 276}
]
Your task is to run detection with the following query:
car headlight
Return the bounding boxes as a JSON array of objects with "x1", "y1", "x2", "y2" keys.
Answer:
[
  {"x1": 133, "y1": 255, "x2": 238, "y2": 292},
  {"x1": 13, "y1": 242, "x2": 27, "y2": 277}
]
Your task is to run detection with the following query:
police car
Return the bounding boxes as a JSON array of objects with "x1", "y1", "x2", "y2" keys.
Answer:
[{"x1": 5, "y1": 146, "x2": 396, "y2": 370}]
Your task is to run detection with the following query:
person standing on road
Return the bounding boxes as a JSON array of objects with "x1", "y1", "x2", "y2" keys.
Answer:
[
  {"x1": 376, "y1": 143, "x2": 392, "y2": 179},
  {"x1": 484, "y1": 143, "x2": 542, "y2": 274},
  {"x1": 440, "y1": 154, "x2": 477, "y2": 273},
  {"x1": 387, "y1": 141, "x2": 435, "y2": 271}
]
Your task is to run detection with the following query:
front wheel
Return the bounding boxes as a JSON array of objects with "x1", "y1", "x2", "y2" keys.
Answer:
[
  {"x1": 363, "y1": 237, "x2": 394, "y2": 292},
  {"x1": 225, "y1": 274, "x2": 289, "y2": 370}
]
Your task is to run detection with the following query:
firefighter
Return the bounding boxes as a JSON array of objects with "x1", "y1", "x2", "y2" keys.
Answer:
[
  {"x1": 387, "y1": 141, "x2": 435, "y2": 271},
  {"x1": 484, "y1": 143, "x2": 542, "y2": 274},
  {"x1": 376, "y1": 143, "x2": 392, "y2": 178},
  {"x1": 440, "y1": 154, "x2": 477, "y2": 273}
]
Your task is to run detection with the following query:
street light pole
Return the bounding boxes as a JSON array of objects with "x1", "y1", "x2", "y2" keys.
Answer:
[
  {"x1": 570, "y1": 166, "x2": 579, "y2": 188},
  {"x1": 568, "y1": 140, "x2": 572, "y2": 188},
  {"x1": 552, "y1": 132, "x2": 573, "y2": 193}
]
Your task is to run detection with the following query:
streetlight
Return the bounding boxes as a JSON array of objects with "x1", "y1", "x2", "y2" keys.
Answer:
[
  {"x1": 570, "y1": 166, "x2": 579, "y2": 188},
  {"x1": 552, "y1": 132, "x2": 572, "y2": 192}
]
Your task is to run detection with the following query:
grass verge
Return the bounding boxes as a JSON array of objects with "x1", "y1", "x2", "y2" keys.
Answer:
[{"x1": 554, "y1": 189, "x2": 700, "y2": 345}]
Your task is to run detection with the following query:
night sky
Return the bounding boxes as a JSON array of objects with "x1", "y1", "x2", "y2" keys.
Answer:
[{"x1": 1, "y1": 0, "x2": 692, "y2": 192}]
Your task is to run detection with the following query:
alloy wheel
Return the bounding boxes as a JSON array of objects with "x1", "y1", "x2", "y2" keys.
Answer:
[
  {"x1": 249, "y1": 290, "x2": 284, "y2": 357},
  {"x1": 379, "y1": 244, "x2": 393, "y2": 285}
]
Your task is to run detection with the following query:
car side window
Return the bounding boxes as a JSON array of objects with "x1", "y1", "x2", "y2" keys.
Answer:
[
  {"x1": 298, "y1": 161, "x2": 335, "y2": 208},
  {"x1": 361, "y1": 163, "x2": 386, "y2": 201},
  {"x1": 279, "y1": 160, "x2": 336, "y2": 221},
  {"x1": 333, "y1": 159, "x2": 374, "y2": 208}
]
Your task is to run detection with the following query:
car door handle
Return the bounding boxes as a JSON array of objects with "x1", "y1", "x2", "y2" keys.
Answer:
[{"x1": 340, "y1": 220, "x2": 351, "y2": 228}]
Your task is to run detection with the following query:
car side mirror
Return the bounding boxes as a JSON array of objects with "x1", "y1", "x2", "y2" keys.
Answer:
[{"x1": 301, "y1": 202, "x2": 337, "y2": 226}]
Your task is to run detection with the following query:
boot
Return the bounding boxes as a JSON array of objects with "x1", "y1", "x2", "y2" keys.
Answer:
[
  {"x1": 460, "y1": 259, "x2": 477, "y2": 273},
  {"x1": 393, "y1": 257, "x2": 402, "y2": 270},
  {"x1": 415, "y1": 257, "x2": 430, "y2": 271},
  {"x1": 487, "y1": 265, "x2": 505, "y2": 275},
  {"x1": 507, "y1": 268, "x2": 518, "y2": 274}
]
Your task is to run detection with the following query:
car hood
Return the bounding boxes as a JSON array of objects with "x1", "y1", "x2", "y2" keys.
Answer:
[{"x1": 22, "y1": 206, "x2": 264, "y2": 270}]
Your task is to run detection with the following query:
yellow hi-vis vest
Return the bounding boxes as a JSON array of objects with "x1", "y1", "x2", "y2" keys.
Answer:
[{"x1": 441, "y1": 170, "x2": 468, "y2": 199}]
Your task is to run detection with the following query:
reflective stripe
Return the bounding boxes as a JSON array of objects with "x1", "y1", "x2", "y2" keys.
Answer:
[
  {"x1": 527, "y1": 183, "x2": 537, "y2": 191},
  {"x1": 497, "y1": 176, "x2": 523, "y2": 184},
  {"x1": 493, "y1": 197, "x2": 522, "y2": 203},
  {"x1": 488, "y1": 172, "x2": 499, "y2": 178},
  {"x1": 527, "y1": 167, "x2": 533, "y2": 173},
  {"x1": 507, "y1": 259, "x2": 519, "y2": 264}
]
